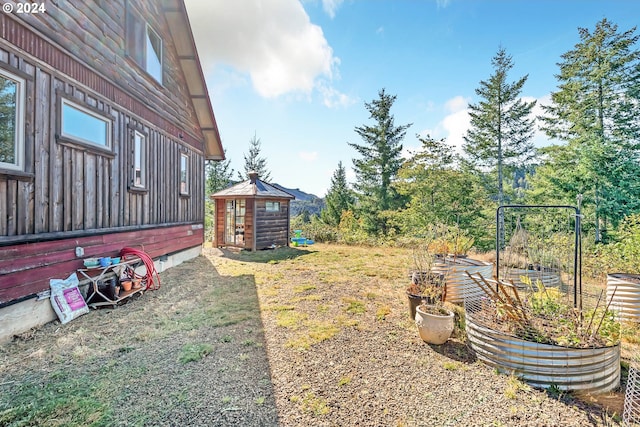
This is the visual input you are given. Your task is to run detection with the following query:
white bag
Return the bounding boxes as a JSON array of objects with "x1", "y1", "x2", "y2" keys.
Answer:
[{"x1": 50, "y1": 273, "x2": 89, "y2": 324}]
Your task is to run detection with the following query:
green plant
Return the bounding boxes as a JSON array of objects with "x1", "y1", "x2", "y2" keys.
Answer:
[{"x1": 179, "y1": 343, "x2": 214, "y2": 364}]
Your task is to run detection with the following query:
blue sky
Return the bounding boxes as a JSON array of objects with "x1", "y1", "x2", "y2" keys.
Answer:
[{"x1": 184, "y1": 0, "x2": 640, "y2": 197}]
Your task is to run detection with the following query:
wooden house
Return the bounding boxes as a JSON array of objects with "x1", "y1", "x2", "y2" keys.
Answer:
[
  {"x1": 0, "y1": 0, "x2": 224, "y2": 341},
  {"x1": 211, "y1": 172, "x2": 295, "y2": 251}
]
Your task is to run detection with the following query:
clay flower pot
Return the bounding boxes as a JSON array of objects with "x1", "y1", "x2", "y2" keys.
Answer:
[
  {"x1": 121, "y1": 280, "x2": 133, "y2": 292},
  {"x1": 415, "y1": 304, "x2": 454, "y2": 345}
]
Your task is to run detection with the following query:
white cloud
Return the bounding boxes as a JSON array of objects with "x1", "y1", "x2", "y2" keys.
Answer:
[
  {"x1": 317, "y1": 81, "x2": 357, "y2": 108},
  {"x1": 437, "y1": 96, "x2": 471, "y2": 152},
  {"x1": 299, "y1": 151, "x2": 319, "y2": 161},
  {"x1": 432, "y1": 94, "x2": 556, "y2": 154},
  {"x1": 322, "y1": 0, "x2": 344, "y2": 18},
  {"x1": 185, "y1": 0, "x2": 343, "y2": 100}
]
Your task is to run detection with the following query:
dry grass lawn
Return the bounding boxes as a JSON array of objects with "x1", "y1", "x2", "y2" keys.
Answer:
[{"x1": 0, "y1": 243, "x2": 635, "y2": 426}]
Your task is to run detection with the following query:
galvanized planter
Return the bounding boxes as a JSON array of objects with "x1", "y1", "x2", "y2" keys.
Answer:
[
  {"x1": 432, "y1": 257, "x2": 493, "y2": 304},
  {"x1": 607, "y1": 273, "x2": 640, "y2": 323},
  {"x1": 466, "y1": 313, "x2": 620, "y2": 393},
  {"x1": 502, "y1": 268, "x2": 561, "y2": 289}
]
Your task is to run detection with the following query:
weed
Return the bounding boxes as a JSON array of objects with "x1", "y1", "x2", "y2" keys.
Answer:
[
  {"x1": 221, "y1": 396, "x2": 233, "y2": 404},
  {"x1": 343, "y1": 298, "x2": 366, "y2": 315},
  {"x1": 442, "y1": 361, "x2": 460, "y2": 371},
  {"x1": 301, "y1": 392, "x2": 330, "y2": 416},
  {"x1": 255, "y1": 396, "x2": 266, "y2": 405},
  {"x1": 220, "y1": 335, "x2": 233, "y2": 343},
  {"x1": 239, "y1": 353, "x2": 250, "y2": 361},
  {"x1": 179, "y1": 343, "x2": 214, "y2": 364},
  {"x1": 242, "y1": 339, "x2": 256, "y2": 346},
  {"x1": 376, "y1": 305, "x2": 391, "y2": 321},
  {"x1": 338, "y1": 376, "x2": 352, "y2": 386},
  {"x1": 264, "y1": 305, "x2": 295, "y2": 312},
  {"x1": 504, "y1": 374, "x2": 531, "y2": 399},
  {"x1": 276, "y1": 310, "x2": 308, "y2": 328},
  {"x1": 294, "y1": 284, "x2": 317, "y2": 293},
  {"x1": 286, "y1": 321, "x2": 340, "y2": 350}
]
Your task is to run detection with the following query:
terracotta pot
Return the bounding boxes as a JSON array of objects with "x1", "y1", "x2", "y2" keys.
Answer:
[
  {"x1": 415, "y1": 304, "x2": 454, "y2": 345},
  {"x1": 121, "y1": 280, "x2": 132, "y2": 292},
  {"x1": 132, "y1": 278, "x2": 142, "y2": 289}
]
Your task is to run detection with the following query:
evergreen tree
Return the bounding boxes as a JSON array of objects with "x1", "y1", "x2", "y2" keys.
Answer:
[
  {"x1": 238, "y1": 132, "x2": 271, "y2": 182},
  {"x1": 535, "y1": 19, "x2": 640, "y2": 242},
  {"x1": 205, "y1": 151, "x2": 234, "y2": 195},
  {"x1": 321, "y1": 161, "x2": 355, "y2": 226},
  {"x1": 463, "y1": 47, "x2": 537, "y2": 246},
  {"x1": 349, "y1": 89, "x2": 411, "y2": 235}
]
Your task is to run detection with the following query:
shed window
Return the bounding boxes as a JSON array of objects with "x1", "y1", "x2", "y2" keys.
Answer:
[
  {"x1": 266, "y1": 201, "x2": 280, "y2": 212},
  {"x1": 0, "y1": 69, "x2": 24, "y2": 171},
  {"x1": 133, "y1": 131, "x2": 146, "y2": 188},
  {"x1": 126, "y1": 5, "x2": 163, "y2": 84},
  {"x1": 180, "y1": 153, "x2": 189, "y2": 195},
  {"x1": 61, "y1": 99, "x2": 111, "y2": 148}
]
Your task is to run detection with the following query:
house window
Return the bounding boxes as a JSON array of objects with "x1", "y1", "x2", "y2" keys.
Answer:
[
  {"x1": 266, "y1": 201, "x2": 280, "y2": 212},
  {"x1": 0, "y1": 69, "x2": 25, "y2": 171},
  {"x1": 126, "y1": 5, "x2": 163, "y2": 84},
  {"x1": 145, "y1": 26, "x2": 163, "y2": 83},
  {"x1": 133, "y1": 131, "x2": 146, "y2": 188},
  {"x1": 61, "y1": 99, "x2": 111, "y2": 148},
  {"x1": 180, "y1": 153, "x2": 189, "y2": 195}
]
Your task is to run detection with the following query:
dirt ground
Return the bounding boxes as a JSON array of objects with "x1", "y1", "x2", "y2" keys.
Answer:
[{"x1": 0, "y1": 244, "x2": 633, "y2": 426}]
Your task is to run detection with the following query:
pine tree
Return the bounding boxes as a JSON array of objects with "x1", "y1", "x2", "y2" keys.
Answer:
[
  {"x1": 463, "y1": 47, "x2": 537, "y2": 246},
  {"x1": 536, "y1": 18, "x2": 640, "y2": 242},
  {"x1": 205, "y1": 150, "x2": 234, "y2": 195},
  {"x1": 321, "y1": 161, "x2": 355, "y2": 226},
  {"x1": 238, "y1": 132, "x2": 271, "y2": 182},
  {"x1": 349, "y1": 88, "x2": 411, "y2": 235}
]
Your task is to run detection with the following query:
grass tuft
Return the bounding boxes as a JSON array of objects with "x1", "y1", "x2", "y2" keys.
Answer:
[{"x1": 179, "y1": 343, "x2": 214, "y2": 364}]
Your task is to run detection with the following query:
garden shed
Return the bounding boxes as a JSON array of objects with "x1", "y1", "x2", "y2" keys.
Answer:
[{"x1": 211, "y1": 172, "x2": 295, "y2": 251}]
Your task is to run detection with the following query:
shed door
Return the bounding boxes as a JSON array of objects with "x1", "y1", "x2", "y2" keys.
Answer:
[{"x1": 225, "y1": 199, "x2": 245, "y2": 245}]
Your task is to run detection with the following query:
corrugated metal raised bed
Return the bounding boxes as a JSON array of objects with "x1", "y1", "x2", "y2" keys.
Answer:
[
  {"x1": 502, "y1": 267, "x2": 561, "y2": 289},
  {"x1": 432, "y1": 257, "x2": 493, "y2": 304},
  {"x1": 607, "y1": 273, "x2": 640, "y2": 323},
  {"x1": 466, "y1": 313, "x2": 621, "y2": 393}
]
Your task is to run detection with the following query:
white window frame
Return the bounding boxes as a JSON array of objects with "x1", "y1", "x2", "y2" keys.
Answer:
[
  {"x1": 0, "y1": 69, "x2": 25, "y2": 171},
  {"x1": 60, "y1": 99, "x2": 111, "y2": 149},
  {"x1": 266, "y1": 201, "x2": 280, "y2": 212},
  {"x1": 133, "y1": 131, "x2": 146, "y2": 188},
  {"x1": 180, "y1": 152, "x2": 189, "y2": 195}
]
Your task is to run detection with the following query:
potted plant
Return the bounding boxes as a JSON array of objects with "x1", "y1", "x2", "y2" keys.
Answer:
[
  {"x1": 406, "y1": 243, "x2": 445, "y2": 319},
  {"x1": 415, "y1": 300, "x2": 455, "y2": 345}
]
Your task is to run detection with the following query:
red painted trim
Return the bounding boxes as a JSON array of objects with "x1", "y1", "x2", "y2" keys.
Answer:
[{"x1": 0, "y1": 224, "x2": 203, "y2": 303}]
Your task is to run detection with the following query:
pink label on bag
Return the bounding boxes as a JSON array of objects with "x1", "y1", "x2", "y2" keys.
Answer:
[{"x1": 63, "y1": 288, "x2": 87, "y2": 311}]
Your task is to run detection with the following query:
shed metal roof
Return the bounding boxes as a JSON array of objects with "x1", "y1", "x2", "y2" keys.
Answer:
[{"x1": 211, "y1": 178, "x2": 295, "y2": 199}]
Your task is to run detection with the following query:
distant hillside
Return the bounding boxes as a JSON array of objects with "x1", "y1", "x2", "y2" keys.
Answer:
[{"x1": 273, "y1": 184, "x2": 325, "y2": 217}]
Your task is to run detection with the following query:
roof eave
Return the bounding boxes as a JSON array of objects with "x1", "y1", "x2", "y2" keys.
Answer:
[{"x1": 163, "y1": 0, "x2": 225, "y2": 161}]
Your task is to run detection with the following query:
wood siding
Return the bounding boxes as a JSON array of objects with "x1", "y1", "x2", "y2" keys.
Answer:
[
  {"x1": 0, "y1": 1, "x2": 211, "y2": 304},
  {"x1": 255, "y1": 199, "x2": 289, "y2": 249},
  {"x1": 0, "y1": 224, "x2": 203, "y2": 303}
]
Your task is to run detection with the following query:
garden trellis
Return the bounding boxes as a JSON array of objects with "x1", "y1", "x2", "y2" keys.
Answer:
[{"x1": 464, "y1": 205, "x2": 621, "y2": 393}]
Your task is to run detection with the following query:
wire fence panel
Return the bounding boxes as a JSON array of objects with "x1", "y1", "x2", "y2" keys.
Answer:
[{"x1": 624, "y1": 367, "x2": 640, "y2": 426}]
